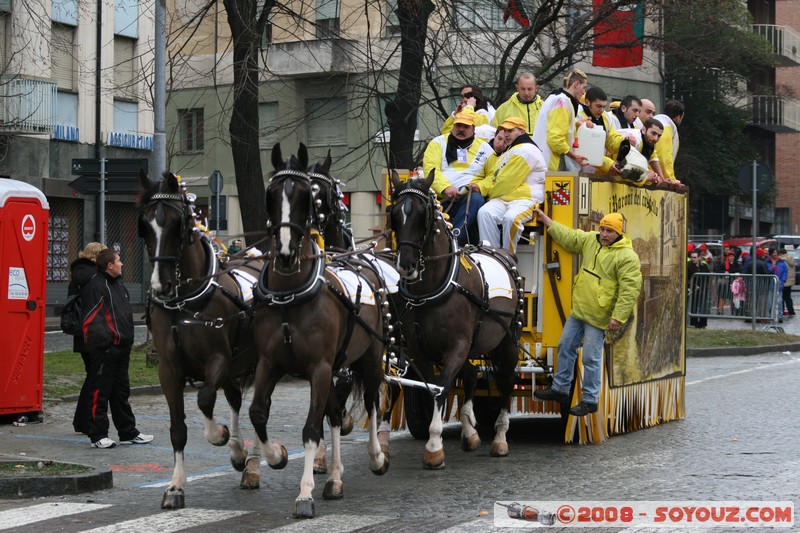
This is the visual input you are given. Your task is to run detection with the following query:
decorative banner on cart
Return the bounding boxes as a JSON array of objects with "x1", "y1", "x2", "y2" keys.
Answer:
[{"x1": 494, "y1": 501, "x2": 794, "y2": 528}]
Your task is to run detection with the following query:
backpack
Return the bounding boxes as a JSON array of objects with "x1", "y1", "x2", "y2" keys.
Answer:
[{"x1": 60, "y1": 294, "x2": 83, "y2": 336}]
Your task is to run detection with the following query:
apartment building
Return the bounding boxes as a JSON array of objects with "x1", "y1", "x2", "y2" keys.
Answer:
[
  {"x1": 0, "y1": 0, "x2": 155, "y2": 305},
  {"x1": 166, "y1": 0, "x2": 663, "y2": 241}
]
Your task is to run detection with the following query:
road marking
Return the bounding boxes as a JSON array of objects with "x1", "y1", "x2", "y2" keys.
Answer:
[
  {"x1": 270, "y1": 513, "x2": 396, "y2": 531},
  {"x1": 0, "y1": 502, "x2": 111, "y2": 530},
  {"x1": 141, "y1": 447, "x2": 307, "y2": 488},
  {"x1": 439, "y1": 517, "x2": 496, "y2": 532},
  {"x1": 686, "y1": 357, "x2": 800, "y2": 386},
  {"x1": 80, "y1": 507, "x2": 249, "y2": 533}
]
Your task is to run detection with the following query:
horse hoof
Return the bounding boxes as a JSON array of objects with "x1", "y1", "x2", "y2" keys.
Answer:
[
  {"x1": 230, "y1": 449, "x2": 248, "y2": 472},
  {"x1": 341, "y1": 415, "x2": 354, "y2": 436},
  {"x1": 371, "y1": 454, "x2": 390, "y2": 476},
  {"x1": 269, "y1": 445, "x2": 288, "y2": 470},
  {"x1": 212, "y1": 425, "x2": 230, "y2": 447},
  {"x1": 293, "y1": 497, "x2": 315, "y2": 518},
  {"x1": 240, "y1": 458, "x2": 261, "y2": 489},
  {"x1": 160, "y1": 488, "x2": 185, "y2": 510},
  {"x1": 322, "y1": 479, "x2": 344, "y2": 500},
  {"x1": 490, "y1": 441, "x2": 509, "y2": 457},
  {"x1": 422, "y1": 448, "x2": 446, "y2": 470},
  {"x1": 377, "y1": 430, "x2": 390, "y2": 455},
  {"x1": 313, "y1": 455, "x2": 327, "y2": 475},
  {"x1": 461, "y1": 432, "x2": 480, "y2": 452}
]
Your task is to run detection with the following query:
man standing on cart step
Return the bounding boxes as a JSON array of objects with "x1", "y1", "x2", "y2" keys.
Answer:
[{"x1": 532, "y1": 210, "x2": 642, "y2": 416}]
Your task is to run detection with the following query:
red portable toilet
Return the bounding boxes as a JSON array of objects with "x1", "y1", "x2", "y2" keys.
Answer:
[{"x1": 0, "y1": 179, "x2": 49, "y2": 417}]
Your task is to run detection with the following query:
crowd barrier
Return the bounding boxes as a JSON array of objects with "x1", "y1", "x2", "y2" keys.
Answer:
[{"x1": 687, "y1": 272, "x2": 782, "y2": 330}]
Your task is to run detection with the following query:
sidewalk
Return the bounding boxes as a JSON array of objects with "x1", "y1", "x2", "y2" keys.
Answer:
[{"x1": 687, "y1": 311, "x2": 800, "y2": 356}]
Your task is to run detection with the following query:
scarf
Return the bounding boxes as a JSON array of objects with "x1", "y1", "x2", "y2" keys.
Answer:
[{"x1": 445, "y1": 134, "x2": 475, "y2": 165}]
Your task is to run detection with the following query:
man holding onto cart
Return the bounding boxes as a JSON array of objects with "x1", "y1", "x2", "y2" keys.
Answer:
[{"x1": 532, "y1": 211, "x2": 642, "y2": 416}]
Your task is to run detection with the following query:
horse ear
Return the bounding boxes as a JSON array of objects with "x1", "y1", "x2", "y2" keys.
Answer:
[
  {"x1": 166, "y1": 172, "x2": 180, "y2": 193},
  {"x1": 139, "y1": 169, "x2": 153, "y2": 192},
  {"x1": 390, "y1": 169, "x2": 403, "y2": 191},
  {"x1": 423, "y1": 169, "x2": 435, "y2": 190},
  {"x1": 271, "y1": 143, "x2": 283, "y2": 170},
  {"x1": 322, "y1": 150, "x2": 332, "y2": 174},
  {"x1": 298, "y1": 143, "x2": 309, "y2": 169}
]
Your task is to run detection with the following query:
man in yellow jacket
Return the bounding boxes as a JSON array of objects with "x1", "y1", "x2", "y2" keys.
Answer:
[
  {"x1": 653, "y1": 99, "x2": 685, "y2": 183},
  {"x1": 476, "y1": 117, "x2": 546, "y2": 253},
  {"x1": 491, "y1": 73, "x2": 543, "y2": 134},
  {"x1": 423, "y1": 109, "x2": 494, "y2": 245},
  {"x1": 533, "y1": 211, "x2": 642, "y2": 416}
]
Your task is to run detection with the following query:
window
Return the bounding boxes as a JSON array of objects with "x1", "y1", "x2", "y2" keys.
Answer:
[
  {"x1": 0, "y1": 14, "x2": 7, "y2": 67},
  {"x1": 385, "y1": 0, "x2": 399, "y2": 34},
  {"x1": 259, "y1": 102, "x2": 279, "y2": 149},
  {"x1": 178, "y1": 108, "x2": 204, "y2": 153},
  {"x1": 454, "y1": 0, "x2": 507, "y2": 31},
  {"x1": 51, "y1": 0, "x2": 78, "y2": 25},
  {"x1": 115, "y1": 0, "x2": 138, "y2": 38},
  {"x1": 113, "y1": 99, "x2": 138, "y2": 133},
  {"x1": 51, "y1": 24, "x2": 75, "y2": 91},
  {"x1": 316, "y1": 0, "x2": 339, "y2": 38},
  {"x1": 114, "y1": 36, "x2": 137, "y2": 100},
  {"x1": 305, "y1": 97, "x2": 347, "y2": 146}
]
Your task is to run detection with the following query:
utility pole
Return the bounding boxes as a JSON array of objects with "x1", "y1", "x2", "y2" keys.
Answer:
[{"x1": 154, "y1": 0, "x2": 166, "y2": 178}]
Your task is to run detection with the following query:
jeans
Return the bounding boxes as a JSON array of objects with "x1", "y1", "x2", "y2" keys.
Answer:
[
  {"x1": 552, "y1": 315, "x2": 606, "y2": 404},
  {"x1": 442, "y1": 192, "x2": 485, "y2": 246}
]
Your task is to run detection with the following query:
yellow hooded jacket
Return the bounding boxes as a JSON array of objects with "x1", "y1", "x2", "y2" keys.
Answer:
[
  {"x1": 422, "y1": 134, "x2": 493, "y2": 196},
  {"x1": 547, "y1": 221, "x2": 642, "y2": 330},
  {"x1": 653, "y1": 113, "x2": 679, "y2": 181},
  {"x1": 491, "y1": 92, "x2": 544, "y2": 134}
]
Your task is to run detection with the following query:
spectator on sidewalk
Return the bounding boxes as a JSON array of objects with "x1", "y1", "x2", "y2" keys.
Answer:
[
  {"x1": 68, "y1": 242, "x2": 107, "y2": 435},
  {"x1": 77, "y1": 249, "x2": 154, "y2": 449},
  {"x1": 779, "y1": 248, "x2": 796, "y2": 316}
]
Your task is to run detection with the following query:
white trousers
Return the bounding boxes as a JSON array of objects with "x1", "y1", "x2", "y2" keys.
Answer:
[{"x1": 477, "y1": 198, "x2": 534, "y2": 253}]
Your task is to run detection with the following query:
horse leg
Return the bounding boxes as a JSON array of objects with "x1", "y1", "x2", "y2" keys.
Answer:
[
  {"x1": 314, "y1": 437, "x2": 327, "y2": 475},
  {"x1": 159, "y1": 362, "x2": 188, "y2": 509},
  {"x1": 322, "y1": 386, "x2": 343, "y2": 500},
  {"x1": 457, "y1": 363, "x2": 481, "y2": 452},
  {"x1": 490, "y1": 336, "x2": 519, "y2": 457},
  {"x1": 249, "y1": 364, "x2": 289, "y2": 472},
  {"x1": 361, "y1": 344, "x2": 390, "y2": 475},
  {"x1": 422, "y1": 347, "x2": 467, "y2": 470},
  {"x1": 294, "y1": 364, "x2": 332, "y2": 519},
  {"x1": 222, "y1": 385, "x2": 247, "y2": 471},
  {"x1": 198, "y1": 357, "x2": 230, "y2": 446},
  {"x1": 377, "y1": 381, "x2": 400, "y2": 457}
]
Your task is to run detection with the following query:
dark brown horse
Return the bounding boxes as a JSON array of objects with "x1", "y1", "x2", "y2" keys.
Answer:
[
  {"x1": 138, "y1": 171, "x2": 264, "y2": 509},
  {"x1": 250, "y1": 144, "x2": 389, "y2": 518},
  {"x1": 388, "y1": 170, "x2": 523, "y2": 468}
]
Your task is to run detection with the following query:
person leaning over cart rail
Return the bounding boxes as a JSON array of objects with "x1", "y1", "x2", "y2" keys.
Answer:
[
  {"x1": 532, "y1": 211, "x2": 642, "y2": 417},
  {"x1": 77, "y1": 249, "x2": 154, "y2": 449}
]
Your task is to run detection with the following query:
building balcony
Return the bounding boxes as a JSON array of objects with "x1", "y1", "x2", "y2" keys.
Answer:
[
  {"x1": 749, "y1": 95, "x2": 800, "y2": 133},
  {"x1": 752, "y1": 24, "x2": 800, "y2": 66},
  {"x1": 266, "y1": 38, "x2": 356, "y2": 77},
  {"x1": 0, "y1": 76, "x2": 57, "y2": 134}
]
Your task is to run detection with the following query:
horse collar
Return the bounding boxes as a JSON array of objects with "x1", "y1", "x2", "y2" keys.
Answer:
[
  {"x1": 255, "y1": 242, "x2": 327, "y2": 307},
  {"x1": 151, "y1": 236, "x2": 219, "y2": 311},
  {"x1": 398, "y1": 237, "x2": 460, "y2": 306}
]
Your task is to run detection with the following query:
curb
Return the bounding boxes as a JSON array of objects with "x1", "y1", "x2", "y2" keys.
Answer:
[
  {"x1": 0, "y1": 455, "x2": 113, "y2": 498},
  {"x1": 687, "y1": 343, "x2": 800, "y2": 357}
]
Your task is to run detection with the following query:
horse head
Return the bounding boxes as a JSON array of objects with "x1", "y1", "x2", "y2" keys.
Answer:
[
  {"x1": 268, "y1": 142, "x2": 312, "y2": 272},
  {"x1": 138, "y1": 169, "x2": 195, "y2": 298},
  {"x1": 388, "y1": 169, "x2": 436, "y2": 280},
  {"x1": 307, "y1": 151, "x2": 351, "y2": 250}
]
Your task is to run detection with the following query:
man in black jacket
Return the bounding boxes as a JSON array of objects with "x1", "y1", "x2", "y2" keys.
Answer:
[{"x1": 77, "y1": 249, "x2": 153, "y2": 449}]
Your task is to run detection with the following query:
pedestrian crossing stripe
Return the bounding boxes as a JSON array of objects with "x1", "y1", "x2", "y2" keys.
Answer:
[
  {"x1": 80, "y1": 507, "x2": 249, "y2": 533},
  {"x1": 268, "y1": 514, "x2": 396, "y2": 532},
  {"x1": 0, "y1": 502, "x2": 112, "y2": 530}
]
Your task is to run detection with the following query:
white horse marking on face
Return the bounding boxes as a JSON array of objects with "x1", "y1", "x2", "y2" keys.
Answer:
[
  {"x1": 279, "y1": 186, "x2": 292, "y2": 257},
  {"x1": 149, "y1": 218, "x2": 164, "y2": 291}
]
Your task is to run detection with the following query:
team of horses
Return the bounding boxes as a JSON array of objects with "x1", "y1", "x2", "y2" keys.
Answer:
[{"x1": 136, "y1": 143, "x2": 524, "y2": 518}]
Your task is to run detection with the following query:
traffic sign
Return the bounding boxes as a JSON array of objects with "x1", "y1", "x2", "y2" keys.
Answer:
[
  {"x1": 737, "y1": 161, "x2": 772, "y2": 193},
  {"x1": 71, "y1": 158, "x2": 149, "y2": 176},
  {"x1": 209, "y1": 170, "x2": 223, "y2": 195},
  {"x1": 68, "y1": 175, "x2": 142, "y2": 195}
]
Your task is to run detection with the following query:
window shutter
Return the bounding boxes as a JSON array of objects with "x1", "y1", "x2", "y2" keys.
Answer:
[
  {"x1": 51, "y1": 24, "x2": 75, "y2": 91},
  {"x1": 114, "y1": 37, "x2": 136, "y2": 99},
  {"x1": 306, "y1": 98, "x2": 347, "y2": 146},
  {"x1": 259, "y1": 102, "x2": 279, "y2": 148}
]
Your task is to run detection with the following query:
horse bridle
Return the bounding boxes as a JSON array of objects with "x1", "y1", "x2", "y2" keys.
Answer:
[
  {"x1": 391, "y1": 186, "x2": 438, "y2": 253},
  {"x1": 267, "y1": 169, "x2": 314, "y2": 240},
  {"x1": 308, "y1": 171, "x2": 342, "y2": 233}
]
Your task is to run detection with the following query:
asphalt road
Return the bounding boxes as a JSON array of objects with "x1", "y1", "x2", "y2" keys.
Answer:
[{"x1": 1, "y1": 351, "x2": 798, "y2": 531}]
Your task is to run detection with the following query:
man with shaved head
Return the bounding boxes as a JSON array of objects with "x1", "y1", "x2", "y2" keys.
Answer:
[
  {"x1": 634, "y1": 98, "x2": 657, "y2": 128},
  {"x1": 491, "y1": 72, "x2": 543, "y2": 134}
]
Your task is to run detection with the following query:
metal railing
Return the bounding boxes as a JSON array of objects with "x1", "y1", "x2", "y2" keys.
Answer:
[
  {"x1": 0, "y1": 75, "x2": 57, "y2": 133},
  {"x1": 752, "y1": 24, "x2": 800, "y2": 65},
  {"x1": 749, "y1": 95, "x2": 800, "y2": 132},
  {"x1": 688, "y1": 272, "x2": 782, "y2": 330}
]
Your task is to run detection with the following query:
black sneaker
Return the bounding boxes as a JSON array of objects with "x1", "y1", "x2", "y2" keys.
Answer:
[
  {"x1": 534, "y1": 388, "x2": 569, "y2": 403},
  {"x1": 569, "y1": 401, "x2": 598, "y2": 417}
]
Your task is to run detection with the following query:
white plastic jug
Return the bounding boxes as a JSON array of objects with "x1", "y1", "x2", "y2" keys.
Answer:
[{"x1": 575, "y1": 123, "x2": 606, "y2": 167}]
